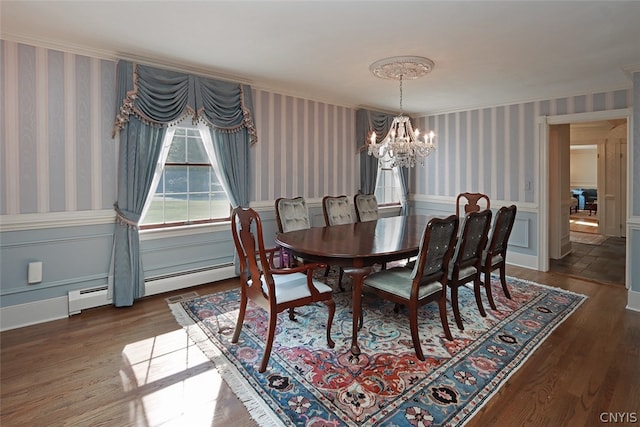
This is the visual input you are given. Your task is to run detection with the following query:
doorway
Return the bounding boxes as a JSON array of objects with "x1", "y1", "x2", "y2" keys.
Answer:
[{"x1": 547, "y1": 117, "x2": 628, "y2": 286}]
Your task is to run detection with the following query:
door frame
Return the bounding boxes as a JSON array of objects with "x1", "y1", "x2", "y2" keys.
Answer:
[{"x1": 538, "y1": 108, "x2": 630, "y2": 274}]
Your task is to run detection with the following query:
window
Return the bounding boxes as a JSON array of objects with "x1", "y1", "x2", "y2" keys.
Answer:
[
  {"x1": 141, "y1": 126, "x2": 230, "y2": 228},
  {"x1": 374, "y1": 156, "x2": 402, "y2": 205}
]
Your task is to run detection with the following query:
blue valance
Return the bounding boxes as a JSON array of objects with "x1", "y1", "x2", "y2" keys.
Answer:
[{"x1": 113, "y1": 60, "x2": 257, "y2": 144}]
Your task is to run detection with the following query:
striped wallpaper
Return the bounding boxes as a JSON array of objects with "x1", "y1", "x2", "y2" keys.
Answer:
[
  {"x1": 414, "y1": 90, "x2": 632, "y2": 203},
  {"x1": 1, "y1": 40, "x2": 117, "y2": 215},
  {"x1": 250, "y1": 89, "x2": 357, "y2": 202},
  {"x1": 1, "y1": 40, "x2": 360, "y2": 216},
  {"x1": 0, "y1": 39, "x2": 633, "y2": 215}
]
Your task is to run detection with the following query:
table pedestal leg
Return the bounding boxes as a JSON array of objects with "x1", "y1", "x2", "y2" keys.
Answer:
[{"x1": 345, "y1": 267, "x2": 370, "y2": 356}]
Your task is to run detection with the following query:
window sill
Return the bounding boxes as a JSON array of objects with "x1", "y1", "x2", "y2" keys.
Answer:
[{"x1": 140, "y1": 221, "x2": 230, "y2": 241}]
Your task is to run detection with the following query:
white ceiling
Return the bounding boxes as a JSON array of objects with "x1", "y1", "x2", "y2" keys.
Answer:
[{"x1": 2, "y1": 1, "x2": 640, "y2": 115}]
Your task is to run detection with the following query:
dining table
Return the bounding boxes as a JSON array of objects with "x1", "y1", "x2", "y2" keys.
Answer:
[{"x1": 275, "y1": 214, "x2": 433, "y2": 356}]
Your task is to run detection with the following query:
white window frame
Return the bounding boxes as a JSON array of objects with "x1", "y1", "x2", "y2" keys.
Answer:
[{"x1": 140, "y1": 120, "x2": 231, "y2": 229}]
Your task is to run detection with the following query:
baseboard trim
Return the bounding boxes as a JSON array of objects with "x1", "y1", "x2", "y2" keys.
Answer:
[
  {"x1": 506, "y1": 251, "x2": 537, "y2": 271},
  {"x1": 1, "y1": 265, "x2": 238, "y2": 331},
  {"x1": 0, "y1": 296, "x2": 69, "y2": 332},
  {"x1": 627, "y1": 289, "x2": 640, "y2": 312}
]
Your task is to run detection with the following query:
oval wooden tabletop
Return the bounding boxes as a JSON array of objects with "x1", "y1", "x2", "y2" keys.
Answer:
[{"x1": 275, "y1": 215, "x2": 433, "y2": 266}]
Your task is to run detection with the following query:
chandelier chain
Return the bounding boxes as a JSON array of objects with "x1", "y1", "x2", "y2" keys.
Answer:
[{"x1": 399, "y1": 75, "x2": 403, "y2": 113}]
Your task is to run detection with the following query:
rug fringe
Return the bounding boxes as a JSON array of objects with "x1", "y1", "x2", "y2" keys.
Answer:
[
  {"x1": 169, "y1": 303, "x2": 287, "y2": 427},
  {"x1": 503, "y1": 274, "x2": 589, "y2": 298}
]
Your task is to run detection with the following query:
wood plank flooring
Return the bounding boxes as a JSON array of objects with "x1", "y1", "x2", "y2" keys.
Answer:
[{"x1": 1, "y1": 266, "x2": 639, "y2": 426}]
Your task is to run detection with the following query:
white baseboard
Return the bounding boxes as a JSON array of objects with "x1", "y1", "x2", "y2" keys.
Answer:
[
  {"x1": 145, "y1": 264, "x2": 236, "y2": 297},
  {"x1": 627, "y1": 289, "x2": 640, "y2": 312},
  {"x1": 0, "y1": 296, "x2": 69, "y2": 332},
  {"x1": 506, "y1": 251, "x2": 538, "y2": 271},
  {"x1": 1, "y1": 265, "x2": 238, "y2": 332}
]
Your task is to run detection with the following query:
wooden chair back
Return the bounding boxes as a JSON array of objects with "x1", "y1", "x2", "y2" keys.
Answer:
[
  {"x1": 411, "y1": 215, "x2": 460, "y2": 283},
  {"x1": 231, "y1": 207, "x2": 275, "y2": 303},
  {"x1": 481, "y1": 205, "x2": 518, "y2": 306},
  {"x1": 486, "y1": 205, "x2": 517, "y2": 259},
  {"x1": 451, "y1": 209, "x2": 493, "y2": 271},
  {"x1": 456, "y1": 192, "x2": 490, "y2": 217}
]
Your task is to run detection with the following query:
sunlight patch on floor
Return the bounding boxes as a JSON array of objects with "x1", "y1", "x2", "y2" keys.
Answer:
[
  {"x1": 570, "y1": 219, "x2": 598, "y2": 227},
  {"x1": 120, "y1": 329, "x2": 223, "y2": 426}
]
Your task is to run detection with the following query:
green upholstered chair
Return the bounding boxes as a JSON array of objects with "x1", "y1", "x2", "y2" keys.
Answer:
[
  {"x1": 275, "y1": 196, "x2": 311, "y2": 233},
  {"x1": 321, "y1": 195, "x2": 354, "y2": 290},
  {"x1": 362, "y1": 215, "x2": 459, "y2": 361},
  {"x1": 230, "y1": 207, "x2": 335, "y2": 373},
  {"x1": 447, "y1": 209, "x2": 493, "y2": 330},
  {"x1": 354, "y1": 194, "x2": 379, "y2": 222},
  {"x1": 275, "y1": 197, "x2": 311, "y2": 267},
  {"x1": 322, "y1": 195, "x2": 354, "y2": 225},
  {"x1": 481, "y1": 205, "x2": 517, "y2": 309}
]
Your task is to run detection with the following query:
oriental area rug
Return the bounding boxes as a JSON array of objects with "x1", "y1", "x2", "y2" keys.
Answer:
[{"x1": 170, "y1": 274, "x2": 586, "y2": 426}]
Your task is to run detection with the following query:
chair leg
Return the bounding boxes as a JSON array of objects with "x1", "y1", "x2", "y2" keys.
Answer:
[
  {"x1": 324, "y1": 299, "x2": 336, "y2": 348},
  {"x1": 324, "y1": 265, "x2": 331, "y2": 277},
  {"x1": 259, "y1": 310, "x2": 277, "y2": 373},
  {"x1": 288, "y1": 307, "x2": 296, "y2": 321},
  {"x1": 451, "y1": 285, "x2": 464, "y2": 330},
  {"x1": 473, "y1": 276, "x2": 487, "y2": 317},
  {"x1": 338, "y1": 268, "x2": 345, "y2": 291},
  {"x1": 499, "y1": 266, "x2": 512, "y2": 299},
  {"x1": 408, "y1": 302, "x2": 425, "y2": 361},
  {"x1": 358, "y1": 297, "x2": 363, "y2": 330},
  {"x1": 231, "y1": 292, "x2": 248, "y2": 343},
  {"x1": 438, "y1": 292, "x2": 453, "y2": 341},
  {"x1": 483, "y1": 270, "x2": 498, "y2": 310}
]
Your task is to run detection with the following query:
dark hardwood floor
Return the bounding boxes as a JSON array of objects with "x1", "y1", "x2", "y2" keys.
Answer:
[
  {"x1": 550, "y1": 211, "x2": 627, "y2": 286},
  {"x1": 1, "y1": 266, "x2": 638, "y2": 426}
]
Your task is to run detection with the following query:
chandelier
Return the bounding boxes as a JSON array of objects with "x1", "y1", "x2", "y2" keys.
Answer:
[{"x1": 367, "y1": 56, "x2": 436, "y2": 168}]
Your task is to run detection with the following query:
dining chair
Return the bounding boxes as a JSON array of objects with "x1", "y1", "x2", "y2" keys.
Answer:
[
  {"x1": 456, "y1": 192, "x2": 491, "y2": 217},
  {"x1": 322, "y1": 195, "x2": 354, "y2": 290},
  {"x1": 275, "y1": 197, "x2": 311, "y2": 267},
  {"x1": 354, "y1": 194, "x2": 379, "y2": 222},
  {"x1": 447, "y1": 209, "x2": 493, "y2": 330},
  {"x1": 362, "y1": 215, "x2": 459, "y2": 361},
  {"x1": 322, "y1": 195, "x2": 354, "y2": 225},
  {"x1": 481, "y1": 205, "x2": 517, "y2": 309},
  {"x1": 230, "y1": 207, "x2": 335, "y2": 373}
]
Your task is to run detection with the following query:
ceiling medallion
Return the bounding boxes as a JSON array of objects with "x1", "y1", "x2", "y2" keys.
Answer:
[{"x1": 369, "y1": 56, "x2": 435, "y2": 80}]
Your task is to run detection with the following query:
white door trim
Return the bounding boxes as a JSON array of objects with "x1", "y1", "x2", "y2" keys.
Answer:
[{"x1": 538, "y1": 108, "x2": 631, "y2": 276}]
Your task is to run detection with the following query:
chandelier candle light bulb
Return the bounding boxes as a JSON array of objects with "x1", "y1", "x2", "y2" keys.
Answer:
[{"x1": 367, "y1": 56, "x2": 437, "y2": 168}]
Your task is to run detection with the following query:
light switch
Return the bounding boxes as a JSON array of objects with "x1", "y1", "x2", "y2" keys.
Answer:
[{"x1": 28, "y1": 261, "x2": 43, "y2": 284}]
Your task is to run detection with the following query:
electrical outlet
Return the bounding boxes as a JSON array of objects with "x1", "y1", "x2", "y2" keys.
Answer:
[{"x1": 28, "y1": 261, "x2": 43, "y2": 284}]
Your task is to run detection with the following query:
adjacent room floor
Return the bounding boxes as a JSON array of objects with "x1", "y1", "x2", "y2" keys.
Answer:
[{"x1": 549, "y1": 210, "x2": 626, "y2": 285}]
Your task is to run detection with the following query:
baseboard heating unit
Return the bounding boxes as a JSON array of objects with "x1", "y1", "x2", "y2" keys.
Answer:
[{"x1": 67, "y1": 263, "x2": 235, "y2": 315}]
